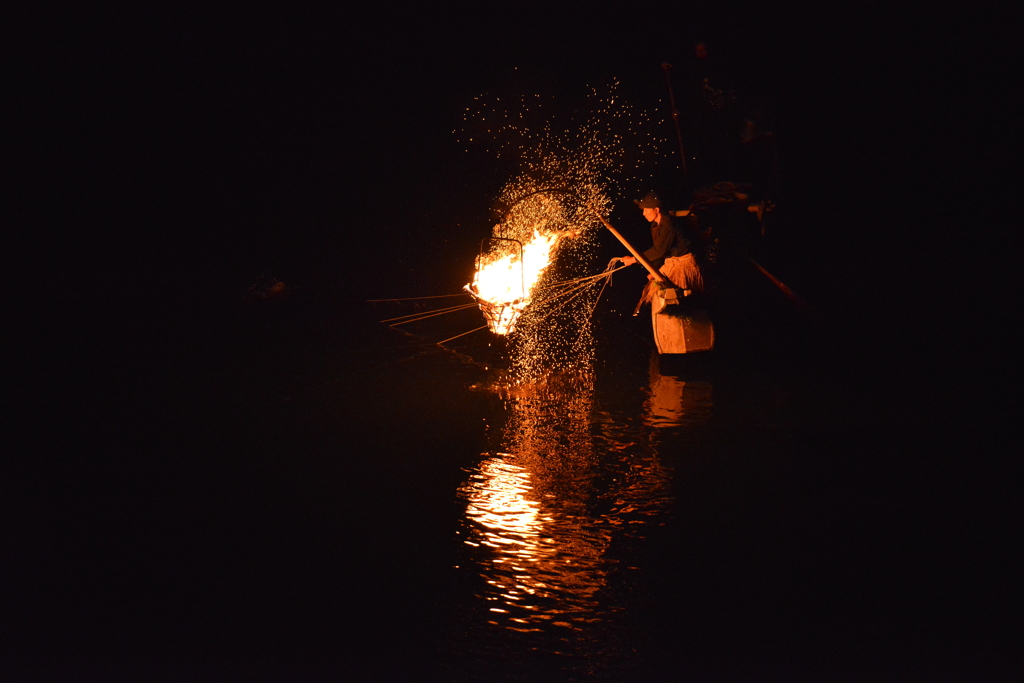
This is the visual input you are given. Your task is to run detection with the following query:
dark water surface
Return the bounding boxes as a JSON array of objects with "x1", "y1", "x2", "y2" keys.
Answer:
[
  {"x1": 7, "y1": 279, "x2": 1013, "y2": 682},
  {"x1": 8, "y1": 3, "x2": 1010, "y2": 679}
]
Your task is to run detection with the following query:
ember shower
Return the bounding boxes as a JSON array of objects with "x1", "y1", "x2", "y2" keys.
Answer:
[{"x1": 460, "y1": 81, "x2": 668, "y2": 382}]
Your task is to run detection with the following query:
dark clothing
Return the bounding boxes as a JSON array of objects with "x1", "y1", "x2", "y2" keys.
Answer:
[{"x1": 642, "y1": 212, "x2": 690, "y2": 270}]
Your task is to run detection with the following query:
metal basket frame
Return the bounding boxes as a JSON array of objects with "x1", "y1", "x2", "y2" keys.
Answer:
[{"x1": 468, "y1": 237, "x2": 527, "y2": 335}]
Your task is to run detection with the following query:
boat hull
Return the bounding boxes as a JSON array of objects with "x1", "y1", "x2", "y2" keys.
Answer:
[{"x1": 651, "y1": 294, "x2": 714, "y2": 354}]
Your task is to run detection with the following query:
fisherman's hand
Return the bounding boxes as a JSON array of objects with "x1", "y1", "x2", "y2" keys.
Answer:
[{"x1": 620, "y1": 256, "x2": 637, "y2": 266}]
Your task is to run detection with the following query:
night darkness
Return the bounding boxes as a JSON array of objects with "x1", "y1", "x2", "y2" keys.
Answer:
[{"x1": 6, "y1": 2, "x2": 1016, "y2": 681}]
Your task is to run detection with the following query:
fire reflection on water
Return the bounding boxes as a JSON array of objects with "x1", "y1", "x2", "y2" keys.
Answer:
[
  {"x1": 460, "y1": 372, "x2": 614, "y2": 634},
  {"x1": 645, "y1": 373, "x2": 713, "y2": 430},
  {"x1": 457, "y1": 364, "x2": 712, "y2": 645}
]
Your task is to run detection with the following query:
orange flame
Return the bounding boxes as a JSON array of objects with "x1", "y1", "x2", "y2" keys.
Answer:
[{"x1": 466, "y1": 230, "x2": 560, "y2": 335}]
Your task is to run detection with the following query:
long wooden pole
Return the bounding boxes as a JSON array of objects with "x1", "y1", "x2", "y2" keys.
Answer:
[
  {"x1": 594, "y1": 213, "x2": 670, "y2": 285},
  {"x1": 662, "y1": 62, "x2": 688, "y2": 175}
]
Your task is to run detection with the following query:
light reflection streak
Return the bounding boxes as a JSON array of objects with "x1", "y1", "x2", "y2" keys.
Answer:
[
  {"x1": 460, "y1": 373, "x2": 611, "y2": 635},
  {"x1": 457, "y1": 360, "x2": 715, "y2": 654},
  {"x1": 458, "y1": 363, "x2": 712, "y2": 646},
  {"x1": 645, "y1": 364, "x2": 713, "y2": 430}
]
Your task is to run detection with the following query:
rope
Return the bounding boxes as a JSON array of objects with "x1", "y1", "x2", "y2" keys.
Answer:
[
  {"x1": 538, "y1": 273, "x2": 605, "y2": 289},
  {"x1": 376, "y1": 263, "x2": 628, "y2": 340},
  {"x1": 436, "y1": 324, "x2": 488, "y2": 345},
  {"x1": 534, "y1": 278, "x2": 597, "y2": 308},
  {"x1": 589, "y1": 263, "x2": 618, "y2": 317},
  {"x1": 539, "y1": 260, "x2": 624, "y2": 320},
  {"x1": 512, "y1": 259, "x2": 626, "y2": 322},
  {"x1": 368, "y1": 293, "x2": 470, "y2": 302},
  {"x1": 544, "y1": 278, "x2": 604, "y2": 318},
  {"x1": 530, "y1": 275, "x2": 605, "y2": 322},
  {"x1": 535, "y1": 264, "x2": 628, "y2": 291},
  {"x1": 545, "y1": 283, "x2": 598, "y2": 318},
  {"x1": 384, "y1": 303, "x2": 478, "y2": 326}
]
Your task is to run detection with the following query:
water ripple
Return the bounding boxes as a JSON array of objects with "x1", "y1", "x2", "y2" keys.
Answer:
[{"x1": 456, "y1": 362, "x2": 712, "y2": 659}]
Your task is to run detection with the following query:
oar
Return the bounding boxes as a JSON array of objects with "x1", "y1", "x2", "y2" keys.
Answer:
[
  {"x1": 661, "y1": 62, "x2": 688, "y2": 175},
  {"x1": 748, "y1": 258, "x2": 812, "y2": 312}
]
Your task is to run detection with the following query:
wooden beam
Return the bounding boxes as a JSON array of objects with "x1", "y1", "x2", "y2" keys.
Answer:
[{"x1": 594, "y1": 213, "x2": 670, "y2": 285}]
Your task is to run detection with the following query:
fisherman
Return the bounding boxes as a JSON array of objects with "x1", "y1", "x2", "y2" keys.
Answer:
[
  {"x1": 618, "y1": 191, "x2": 706, "y2": 309},
  {"x1": 618, "y1": 191, "x2": 690, "y2": 270}
]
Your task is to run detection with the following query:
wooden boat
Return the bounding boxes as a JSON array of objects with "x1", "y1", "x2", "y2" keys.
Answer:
[{"x1": 650, "y1": 290, "x2": 714, "y2": 354}]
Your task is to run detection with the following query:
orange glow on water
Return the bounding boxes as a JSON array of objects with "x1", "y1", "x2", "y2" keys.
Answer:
[{"x1": 455, "y1": 362, "x2": 712, "y2": 651}]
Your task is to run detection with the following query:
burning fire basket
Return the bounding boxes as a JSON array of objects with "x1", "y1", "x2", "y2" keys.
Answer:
[{"x1": 464, "y1": 237, "x2": 527, "y2": 335}]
